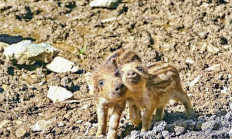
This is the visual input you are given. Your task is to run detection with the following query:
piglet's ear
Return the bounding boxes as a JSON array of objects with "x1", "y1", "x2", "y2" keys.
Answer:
[
  {"x1": 107, "y1": 58, "x2": 118, "y2": 68},
  {"x1": 84, "y1": 72, "x2": 94, "y2": 95}
]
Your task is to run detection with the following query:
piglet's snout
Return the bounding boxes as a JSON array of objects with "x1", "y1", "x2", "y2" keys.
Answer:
[
  {"x1": 114, "y1": 83, "x2": 125, "y2": 95},
  {"x1": 126, "y1": 70, "x2": 137, "y2": 79}
]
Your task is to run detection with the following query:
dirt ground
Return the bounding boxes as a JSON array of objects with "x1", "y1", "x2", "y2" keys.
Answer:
[{"x1": 0, "y1": 0, "x2": 231, "y2": 138}]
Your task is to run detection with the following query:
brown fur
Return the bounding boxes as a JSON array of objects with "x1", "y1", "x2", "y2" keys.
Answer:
[
  {"x1": 91, "y1": 60, "x2": 127, "y2": 139},
  {"x1": 120, "y1": 61, "x2": 194, "y2": 132},
  {"x1": 105, "y1": 48, "x2": 142, "y2": 66}
]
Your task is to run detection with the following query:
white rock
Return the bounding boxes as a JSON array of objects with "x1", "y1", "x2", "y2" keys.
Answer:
[
  {"x1": 229, "y1": 128, "x2": 232, "y2": 137},
  {"x1": 15, "y1": 120, "x2": 23, "y2": 125},
  {"x1": 207, "y1": 44, "x2": 220, "y2": 53},
  {"x1": 222, "y1": 45, "x2": 231, "y2": 50},
  {"x1": 58, "y1": 122, "x2": 64, "y2": 127},
  {"x1": 76, "y1": 120, "x2": 83, "y2": 124},
  {"x1": 15, "y1": 128, "x2": 26, "y2": 138},
  {"x1": 47, "y1": 86, "x2": 73, "y2": 102},
  {"x1": 30, "y1": 120, "x2": 52, "y2": 132},
  {"x1": 4, "y1": 40, "x2": 59, "y2": 65},
  {"x1": 46, "y1": 56, "x2": 78, "y2": 73},
  {"x1": 162, "y1": 130, "x2": 169, "y2": 138},
  {"x1": 206, "y1": 64, "x2": 220, "y2": 71},
  {"x1": 185, "y1": 58, "x2": 194, "y2": 64},
  {"x1": 230, "y1": 103, "x2": 232, "y2": 110},
  {"x1": 90, "y1": 0, "x2": 119, "y2": 9},
  {"x1": 221, "y1": 87, "x2": 228, "y2": 94},
  {"x1": 81, "y1": 104, "x2": 90, "y2": 110},
  {"x1": 84, "y1": 122, "x2": 91, "y2": 126},
  {"x1": 187, "y1": 93, "x2": 193, "y2": 97},
  {"x1": 189, "y1": 75, "x2": 202, "y2": 88},
  {"x1": 0, "y1": 120, "x2": 10, "y2": 128},
  {"x1": 101, "y1": 17, "x2": 117, "y2": 23}
]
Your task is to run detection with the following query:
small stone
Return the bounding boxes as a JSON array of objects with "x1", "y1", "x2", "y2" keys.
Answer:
[
  {"x1": 47, "y1": 86, "x2": 73, "y2": 102},
  {"x1": 229, "y1": 128, "x2": 232, "y2": 137},
  {"x1": 161, "y1": 130, "x2": 169, "y2": 138},
  {"x1": 90, "y1": 0, "x2": 119, "y2": 9},
  {"x1": 4, "y1": 40, "x2": 59, "y2": 65},
  {"x1": 15, "y1": 128, "x2": 26, "y2": 138},
  {"x1": 221, "y1": 87, "x2": 228, "y2": 94},
  {"x1": 222, "y1": 45, "x2": 231, "y2": 50},
  {"x1": 207, "y1": 44, "x2": 220, "y2": 53},
  {"x1": 225, "y1": 111, "x2": 232, "y2": 121},
  {"x1": 201, "y1": 121, "x2": 220, "y2": 131},
  {"x1": 185, "y1": 58, "x2": 194, "y2": 64},
  {"x1": 15, "y1": 120, "x2": 23, "y2": 125},
  {"x1": 174, "y1": 126, "x2": 185, "y2": 136},
  {"x1": 0, "y1": 120, "x2": 10, "y2": 128},
  {"x1": 209, "y1": 115, "x2": 217, "y2": 120},
  {"x1": 185, "y1": 120, "x2": 196, "y2": 131},
  {"x1": 153, "y1": 121, "x2": 167, "y2": 133},
  {"x1": 101, "y1": 17, "x2": 116, "y2": 23},
  {"x1": 58, "y1": 122, "x2": 64, "y2": 127},
  {"x1": 84, "y1": 122, "x2": 91, "y2": 126},
  {"x1": 76, "y1": 120, "x2": 83, "y2": 124},
  {"x1": 46, "y1": 56, "x2": 78, "y2": 73},
  {"x1": 187, "y1": 93, "x2": 193, "y2": 97},
  {"x1": 189, "y1": 75, "x2": 202, "y2": 88},
  {"x1": 30, "y1": 120, "x2": 52, "y2": 131},
  {"x1": 206, "y1": 64, "x2": 220, "y2": 71},
  {"x1": 92, "y1": 123, "x2": 98, "y2": 127},
  {"x1": 81, "y1": 104, "x2": 90, "y2": 110}
]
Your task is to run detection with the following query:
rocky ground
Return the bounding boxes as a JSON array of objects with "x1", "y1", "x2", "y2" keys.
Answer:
[{"x1": 0, "y1": 0, "x2": 232, "y2": 138}]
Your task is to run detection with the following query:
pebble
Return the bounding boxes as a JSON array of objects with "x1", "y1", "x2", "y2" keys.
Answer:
[
  {"x1": 15, "y1": 128, "x2": 26, "y2": 138},
  {"x1": 30, "y1": 120, "x2": 52, "y2": 131},
  {"x1": 153, "y1": 121, "x2": 167, "y2": 133},
  {"x1": 76, "y1": 120, "x2": 83, "y2": 124},
  {"x1": 161, "y1": 130, "x2": 170, "y2": 138},
  {"x1": 229, "y1": 103, "x2": 232, "y2": 110},
  {"x1": 4, "y1": 40, "x2": 58, "y2": 65},
  {"x1": 0, "y1": 120, "x2": 10, "y2": 128},
  {"x1": 174, "y1": 126, "x2": 185, "y2": 136},
  {"x1": 46, "y1": 56, "x2": 78, "y2": 73},
  {"x1": 229, "y1": 128, "x2": 232, "y2": 137},
  {"x1": 81, "y1": 104, "x2": 90, "y2": 110},
  {"x1": 207, "y1": 44, "x2": 220, "y2": 53},
  {"x1": 206, "y1": 64, "x2": 220, "y2": 71},
  {"x1": 201, "y1": 121, "x2": 220, "y2": 131},
  {"x1": 185, "y1": 58, "x2": 194, "y2": 64},
  {"x1": 189, "y1": 75, "x2": 202, "y2": 88},
  {"x1": 221, "y1": 87, "x2": 228, "y2": 94},
  {"x1": 58, "y1": 122, "x2": 65, "y2": 127},
  {"x1": 90, "y1": 0, "x2": 119, "y2": 9},
  {"x1": 225, "y1": 111, "x2": 232, "y2": 121},
  {"x1": 47, "y1": 86, "x2": 73, "y2": 103}
]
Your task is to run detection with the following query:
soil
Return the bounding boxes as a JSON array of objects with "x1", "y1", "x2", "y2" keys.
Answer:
[{"x1": 0, "y1": 0, "x2": 231, "y2": 138}]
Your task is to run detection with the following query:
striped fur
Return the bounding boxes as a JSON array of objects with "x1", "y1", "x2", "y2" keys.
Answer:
[{"x1": 120, "y1": 62, "x2": 194, "y2": 132}]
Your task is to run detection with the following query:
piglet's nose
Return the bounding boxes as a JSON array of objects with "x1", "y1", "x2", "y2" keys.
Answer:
[
  {"x1": 127, "y1": 70, "x2": 137, "y2": 78},
  {"x1": 115, "y1": 83, "x2": 125, "y2": 93}
]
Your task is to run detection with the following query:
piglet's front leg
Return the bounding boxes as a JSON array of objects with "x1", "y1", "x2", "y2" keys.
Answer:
[
  {"x1": 107, "y1": 102, "x2": 125, "y2": 139},
  {"x1": 96, "y1": 104, "x2": 108, "y2": 137}
]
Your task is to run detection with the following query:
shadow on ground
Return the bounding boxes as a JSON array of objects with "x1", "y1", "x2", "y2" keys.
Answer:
[{"x1": 0, "y1": 34, "x2": 35, "y2": 44}]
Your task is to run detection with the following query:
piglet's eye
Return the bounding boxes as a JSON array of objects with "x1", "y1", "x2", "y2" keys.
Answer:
[
  {"x1": 137, "y1": 67, "x2": 144, "y2": 72},
  {"x1": 99, "y1": 80, "x2": 104, "y2": 86}
]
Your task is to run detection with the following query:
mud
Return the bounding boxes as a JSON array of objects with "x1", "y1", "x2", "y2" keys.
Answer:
[{"x1": 0, "y1": 0, "x2": 231, "y2": 138}]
